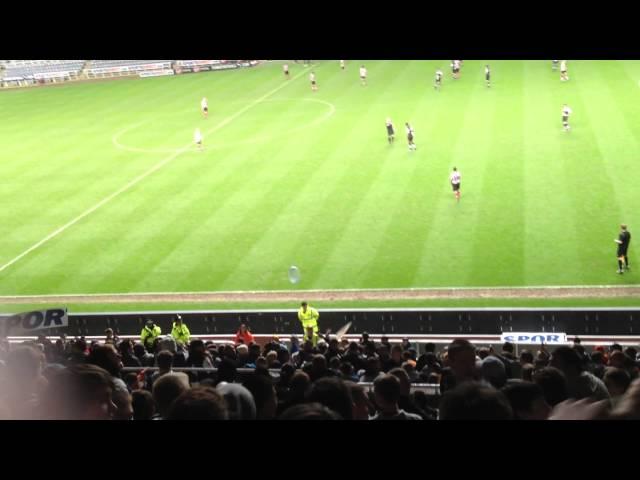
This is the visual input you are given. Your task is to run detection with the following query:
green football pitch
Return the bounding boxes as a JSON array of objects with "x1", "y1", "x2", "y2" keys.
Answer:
[{"x1": 0, "y1": 60, "x2": 639, "y2": 309}]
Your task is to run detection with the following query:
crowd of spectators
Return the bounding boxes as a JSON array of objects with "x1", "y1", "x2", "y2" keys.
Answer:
[{"x1": 1, "y1": 323, "x2": 639, "y2": 420}]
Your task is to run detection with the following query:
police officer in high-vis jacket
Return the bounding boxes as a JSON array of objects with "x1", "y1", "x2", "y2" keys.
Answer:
[{"x1": 171, "y1": 314, "x2": 191, "y2": 347}]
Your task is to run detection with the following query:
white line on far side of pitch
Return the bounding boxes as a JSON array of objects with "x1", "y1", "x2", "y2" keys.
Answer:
[{"x1": 0, "y1": 67, "x2": 312, "y2": 274}]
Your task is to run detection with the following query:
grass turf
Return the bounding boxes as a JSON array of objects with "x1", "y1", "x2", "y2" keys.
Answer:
[{"x1": 0, "y1": 60, "x2": 638, "y2": 303}]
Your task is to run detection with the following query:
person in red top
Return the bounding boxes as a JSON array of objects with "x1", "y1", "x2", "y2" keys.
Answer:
[{"x1": 234, "y1": 324, "x2": 255, "y2": 345}]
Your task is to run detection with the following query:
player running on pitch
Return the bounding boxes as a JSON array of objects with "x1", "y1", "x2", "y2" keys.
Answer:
[
  {"x1": 194, "y1": 128, "x2": 203, "y2": 150},
  {"x1": 310, "y1": 71, "x2": 318, "y2": 91},
  {"x1": 359, "y1": 65, "x2": 367, "y2": 85},
  {"x1": 485, "y1": 64, "x2": 491, "y2": 88},
  {"x1": 340, "y1": 59, "x2": 345, "y2": 70},
  {"x1": 562, "y1": 104, "x2": 572, "y2": 132},
  {"x1": 386, "y1": 117, "x2": 395, "y2": 144},
  {"x1": 201, "y1": 97, "x2": 208, "y2": 119},
  {"x1": 560, "y1": 60, "x2": 569, "y2": 81},
  {"x1": 450, "y1": 167, "x2": 461, "y2": 202},
  {"x1": 283, "y1": 63, "x2": 290, "y2": 79},
  {"x1": 434, "y1": 69, "x2": 443, "y2": 90},
  {"x1": 406, "y1": 122, "x2": 416, "y2": 151}
]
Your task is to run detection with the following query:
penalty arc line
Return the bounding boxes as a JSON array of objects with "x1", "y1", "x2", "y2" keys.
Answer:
[{"x1": 0, "y1": 67, "x2": 312, "y2": 275}]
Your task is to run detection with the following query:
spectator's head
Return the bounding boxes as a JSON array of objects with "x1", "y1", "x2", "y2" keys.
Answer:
[
  {"x1": 152, "y1": 372, "x2": 190, "y2": 418},
  {"x1": 6, "y1": 346, "x2": 42, "y2": 383},
  {"x1": 550, "y1": 346, "x2": 584, "y2": 377},
  {"x1": 289, "y1": 371, "x2": 311, "y2": 400},
  {"x1": 236, "y1": 344, "x2": 249, "y2": 358},
  {"x1": 347, "y1": 382, "x2": 371, "y2": 420},
  {"x1": 533, "y1": 367, "x2": 568, "y2": 407},
  {"x1": 133, "y1": 343, "x2": 146, "y2": 359},
  {"x1": 118, "y1": 339, "x2": 134, "y2": 356},
  {"x1": 306, "y1": 377, "x2": 354, "y2": 420},
  {"x1": 373, "y1": 374, "x2": 403, "y2": 413},
  {"x1": 520, "y1": 350, "x2": 534, "y2": 365},
  {"x1": 609, "y1": 351, "x2": 626, "y2": 369},
  {"x1": 105, "y1": 328, "x2": 114, "y2": 340},
  {"x1": 389, "y1": 368, "x2": 411, "y2": 397},
  {"x1": 391, "y1": 344, "x2": 403, "y2": 362},
  {"x1": 189, "y1": 339, "x2": 206, "y2": 356},
  {"x1": 158, "y1": 335, "x2": 177, "y2": 354},
  {"x1": 502, "y1": 382, "x2": 551, "y2": 420},
  {"x1": 610, "y1": 343, "x2": 623, "y2": 353},
  {"x1": 317, "y1": 340, "x2": 328, "y2": 354},
  {"x1": 604, "y1": 367, "x2": 632, "y2": 398},
  {"x1": 216, "y1": 358, "x2": 237, "y2": 384},
  {"x1": 502, "y1": 342, "x2": 515, "y2": 355},
  {"x1": 131, "y1": 390, "x2": 155, "y2": 420},
  {"x1": 216, "y1": 383, "x2": 256, "y2": 420},
  {"x1": 448, "y1": 339, "x2": 477, "y2": 381},
  {"x1": 424, "y1": 343, "x2": 436, "y2": 354},
  {"x1": 87, "y1": 344, "x2": 122, "y2": 377},
  {"x1": 279, "y1": 403, "x2": 342, "y2": 420},
  {"x1": 477, "y1": 347, "x2": 490, "y2": 360},
  {"x1": 311, "y1": 354, "x2": 327, "y2": 372},
  {"x1": 266, "y1": 350, "x2": 278, "y2": 367},
  {"x1": 402, "y1": 360, "x2": 417, "y2": 379},
  {"x1": 279, "y1": 363, "x2": 296, "y2": 385},
  {"x1": 112, "y1": 389, "x2": 133, "y2": 420},
  {"x1": 591, "y1": 351, "x2": 606, "y2": 365},
  {"x1": 41, "y1": 364, "x2": 117, "y2": 420},
  {"x1": 174, "y1": 314, "x2": 183, "y2": 326},
  {"x1": 364, "y1": 356, "x2": 381, "y2": 377},
  {"x1": 439, "y1": 382, "x2": 513, "y2": 420},
  {"x1": 157, "y1": 350, "x2": 174, "y2": 371},
  {"x1": 166, "y1": 387, "x2": 228, "y2": 420},
  {"x1": 255, "y1": 356, "x2": 268, "y2": 371},
  {"x1": 624, "y1": 347, "x2": 637, "y2": 361},
  {"x1": 243, "y1": 373, "x2": 277, "y2": 420},
  {"x1": 481, "y1": 356, "x2": 507, "y2": 389}
]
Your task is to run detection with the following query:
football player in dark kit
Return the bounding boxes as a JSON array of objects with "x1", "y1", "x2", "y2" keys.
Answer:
[{"x1": 615, "y1": 224, "x2": 631, "y2": 274}]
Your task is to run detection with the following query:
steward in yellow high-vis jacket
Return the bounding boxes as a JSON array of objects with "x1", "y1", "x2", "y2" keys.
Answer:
[{"x1": 298, "y1": 301, "x2": 320, "y2": 346}]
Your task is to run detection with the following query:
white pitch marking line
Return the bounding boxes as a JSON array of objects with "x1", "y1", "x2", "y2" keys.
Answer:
[
  {"x1": 111, "y1": 97, "x2": 336, "y2": 154},
  {"x1": 0, "y1": 68, "x2": 312, "y2": 274}
]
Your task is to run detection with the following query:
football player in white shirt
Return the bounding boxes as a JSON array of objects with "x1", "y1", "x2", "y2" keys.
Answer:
[
  {"x1": 360, "y1": 65, "x2": 367, "y2": 86},
  {"x1": 562, "y1": 104, "x2": 572, "y2": 132},
  {"x1": 452, "y1": 60, "x2": 461, "y2": 79},
  {"x1": 560, "y1": 60, "x2": 568, "y2": 81},
  {"x1": 201, "y1": 97, "x2": 208, "y2": 119},
  {"x1": 450, "y1": 167, "x2": 461, "y2": 202},
  {"x1": 283, "y1": 63, "x2": 290, "y2": 79},
  {"x1": 340, "y1": 60, "x2": 345, "y2": 70},
  {"x1": 434, "y1": 69, "x2": 443, "y2": 90},
  {"x1": 310, "y1": 71, "x2": 318, "y2": 91},
  {"x1": 194, "y1": 128, "x2": 203, "y2": 150},
  {"x1": 485, "y1": 65, "x2": 491, "y2": 88},
  {"x1": 406, "y1": 123, "x2": 416, "y2": 151},
  {"x1": 386, "y1": 117, "x2": 395, "y2": 144}
]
